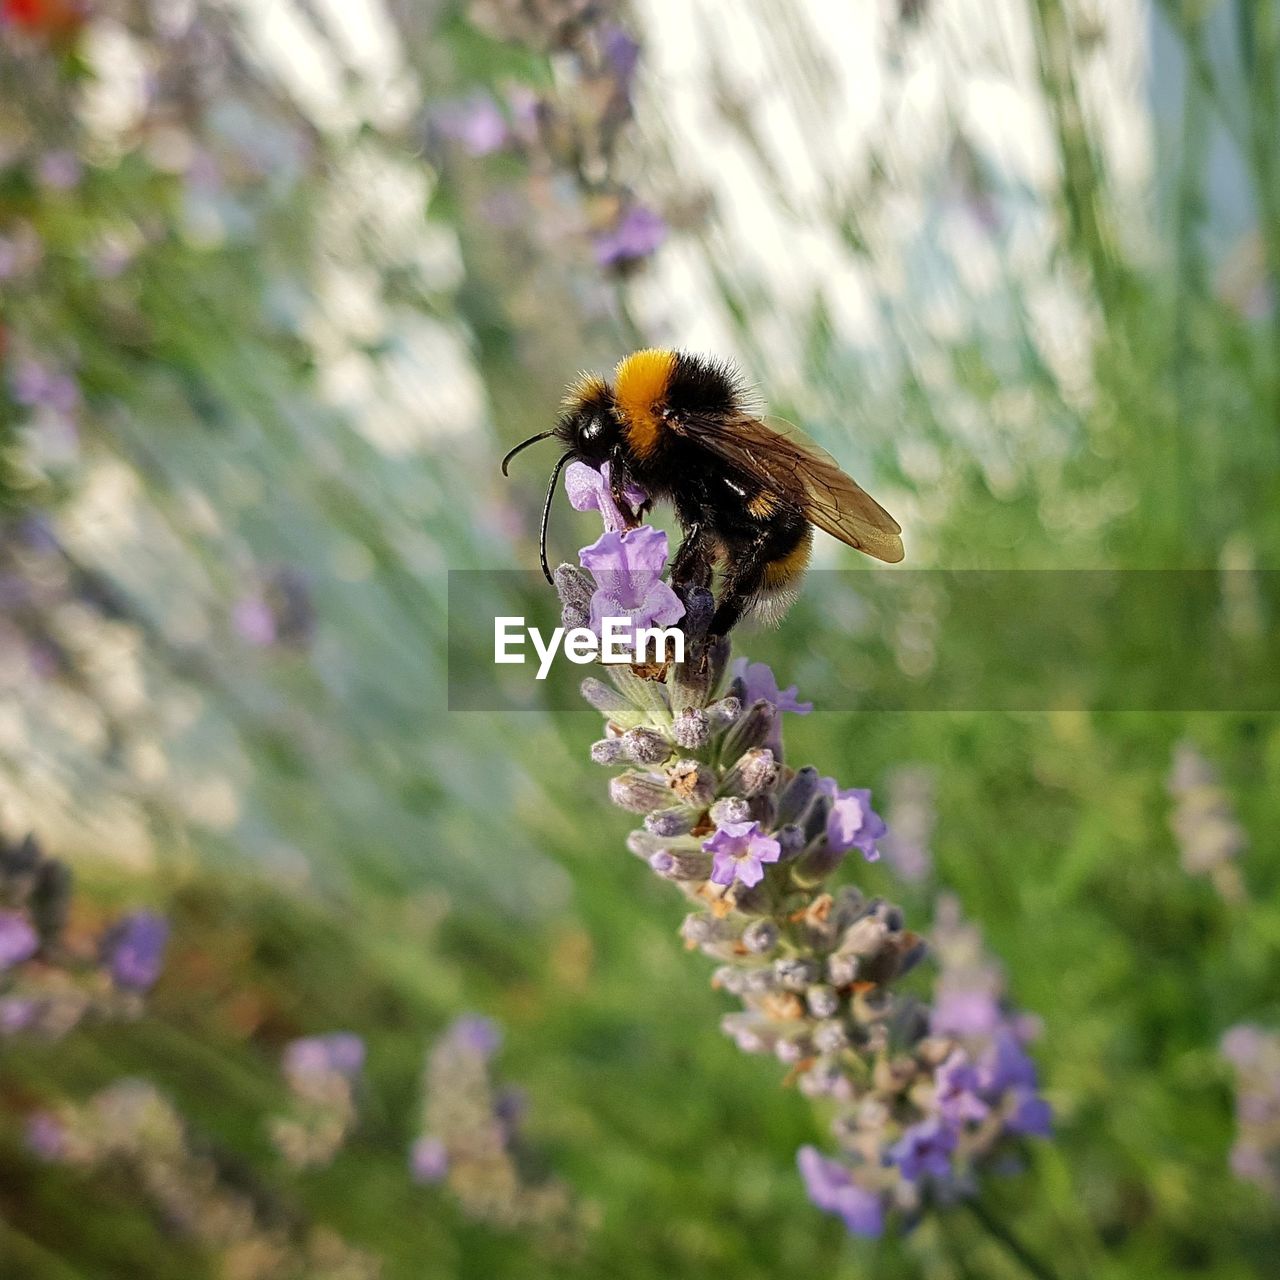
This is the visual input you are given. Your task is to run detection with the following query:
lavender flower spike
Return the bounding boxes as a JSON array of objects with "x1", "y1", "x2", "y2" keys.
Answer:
[{"x1": 556, "y1": 482, "x2": 1051, "y2": 1241}]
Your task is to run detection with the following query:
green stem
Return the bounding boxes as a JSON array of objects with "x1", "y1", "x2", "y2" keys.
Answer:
[{"x1": 964, "y1": 1197, "x2": 1063, "y2": 1280}]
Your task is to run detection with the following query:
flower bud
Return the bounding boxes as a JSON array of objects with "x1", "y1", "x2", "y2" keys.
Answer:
[
  {"x1": 723, "y1": 748, "x2": 778, "y2": 798},
  {"x1": 776, "y1": 824, "x2": 806, "y2": 857},
  {"x1": 667, "y1": 759, "x2": 716, "y2": 807},
  {"x1": 590, "y1": 738, "x2": 627, "y2": 765},
  {"x1": 554, "y1": 564, "x2": 594, "y2": 628},
  {"x1": 643, "y1": 807, "x2": 696, "y2": 837},
  {"x1": 722, "y1": 699, "x2": 776, "y2": 761},
  {"x1": 648, "y1": 850, "x2": 712, "y2": 882},
  {"x1": 813, "y1": 1020, "x2": 850, "y2": 1053},
  {"x1": 609, "y1": 771, "x2": 670, "y2": 814},
  {"x1": 775, "y1": 1037, "x2": 806, "y2": 1064},
  {"x1": 682, "y1": 913, "x2": 737, "y2": 947},
  {"x1": 806, "y1": 984, "x2": 840, "y2": 1019},
  {"x1": 708, "y1": 796, "x2": 751, "y2": 827},
  {"x1": 713, "y1": 967, "x2": 749, "y2": 996},
  {"x1": 774, "y1": 957, "x2": 820, "y2": 991},
  {"x1": 827, "y1": 954, "x2": 859, "y2": 988},
  {"x1": 671, "y1": 707, "x2": 710, "y2": 750},
  {"x1": 777, "y1": 767, "x2": 820, "y2": 827},
  {"x1": 741, "y1": 920, "x2": 780, "y2": 954},
  {"x1": 706, "y1": 696, "x2": 741, "y2": 734},
  {"x1": 622, "y1": 727, "x2": 672, "y2": 764}
]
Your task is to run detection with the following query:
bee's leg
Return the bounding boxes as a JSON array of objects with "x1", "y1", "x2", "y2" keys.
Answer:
[
  {"x1": 609, "y1": 461, "x2": 641, "y2": 528},
  {"x1": 710, "y1": 519, "x2": 811, "y2": 638},
  {"x1": 670, "y1": 523, "x2": 715, "y2": 591}
]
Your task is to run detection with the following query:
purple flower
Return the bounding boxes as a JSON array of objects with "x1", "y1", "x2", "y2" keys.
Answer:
[
  {"x1": 410, "y1": 1134, "x2": 449, "y2": 1183},
  {"x1": 0, "y1": 996, "x2": 38, "y2": 1034},
  {"x1": 797, "y1": 1146, "x2": 884, "y2": 1237},
  {"x1": 104, "y1": 912, "x2": 168, "y2": 991},
  {"x1": 977, "y1": 1030, "x2": 1038, "y2": 1096},
  {"x1": 1222, "y1": 1025, "x2": 1266, "y2": 1067},
  {"x1": 10, "y1": 359, "x2": 80, "y2": 416},
  {"x1": 934, "y1": 1050, "x2": 989, "y2": 1126},
  {"x1": 25, "y1": 1112, "x2": 65, "y2": 1161},
  {"x1": 434, "y1": 94, "x2": 509, "y2": 156},
  {"x1": 565, "y1": 460, "x2": 646, "y2": 534},
  {"x1": 580, "y1": 526, "x2": 685, "y2": 644},
  {"x1": 1005, "y1": 1089, "x2": 1053, "y2": 1137},
  {"x1": 0, "y1": 911, "x2": 38, "y2": 970},
  {"x1": 930, "y1": 987, "x2": 1003, "y2": 1038},
  {"x1": 732, "y1": 659, "x2": 813, "y2": 715},
  {"x1": 233, "y1": 594, "x2": 277, "y2": 646},
  {"x1": 284, "y1": 1032, "x2": 366, "y2": 1082},
  {"x1": 889, "y1": 1116, "x2": 957, "y2": 1183},
  {"x1": 448, "y1": 1014, "x2": 502, "y2": 1059},
  {"x1": 702, "y1": 821, "x2": 781, "y2": 889},
  {"x1": 819, "y1": 780, "x2": 886, "y2": 861},
  {"x1": 36, "y1": 150, "x2": 82, "y2": 192},
  {"x1": 601, "y1": 24, "x2": 641, "y2": 94},
  {"x1": 593, "y1": 203, "x2": 667, "y2": 269}
]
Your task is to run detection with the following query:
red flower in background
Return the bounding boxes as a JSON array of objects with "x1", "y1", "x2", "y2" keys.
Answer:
[{"x1": 2, "y1": 0, "x2": 87, "y2": 36}]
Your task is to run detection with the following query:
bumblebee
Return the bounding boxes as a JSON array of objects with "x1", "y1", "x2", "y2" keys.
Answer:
[{"x1": 502, "y1": 348, "x2": 904, "y2": 637}]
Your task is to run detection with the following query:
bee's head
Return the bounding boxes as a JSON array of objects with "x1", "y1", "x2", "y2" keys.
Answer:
[
  {"x1": 556, "y1": 375, "x2": 621, "y2": 465},
  {"x1": 499, "y1": 373, "x2": 622, "y2": 585}
]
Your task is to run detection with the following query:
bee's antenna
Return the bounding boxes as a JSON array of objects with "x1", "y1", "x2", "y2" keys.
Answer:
[
  {"x1": 538, "y1": 451, "x2": 574, "y2": 585},
  {"x1": 501, "y1": 430, "x2": 556, "y2": 476}
]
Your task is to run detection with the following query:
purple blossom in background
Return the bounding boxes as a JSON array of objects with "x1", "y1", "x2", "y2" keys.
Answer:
[
  {"x1": 0, "y1": 911, "x2": 38, "y2": 970},
  {"x1": 284, "y1": 1032, "x2": 366, "y2": 1082},
  {"x1": 434, "y1": 93, "x2": 509, "y2": 156},
  {"x1": 881, "y1": 764, "x2": 935, "y2": 883},
  {"x1": 1221, "y1": 1024, "x2": 1280, "y2": 1198},
  {"x1": 104, "y1": 912, "x2": 168, "y2": 991},
  {"x1": 931, "y1": 987, "x2": 1003, "y2": 1039},
  {"x1": 593, "y1": 203, "x2": 667, "y2": 269},
  {"x1": 10, "y1": 359, "x2": 80, "y2": 416},
  {"x1": 565, "y1": 460, "x2": 646, "y2": 533},
  {"x1": 978, "y1": 1029, "x2": 1038, "y2": 1095},
  {"x1": 702, "y1": 820, "x2": 781, "y2": 889},
  {"x1": 233, "y1": 594, "x2": 278, "y2": 646},
  {"x1": 890, "y1": 1116, "x2": 957, "y2": 1183},
  {"x1": 232, "y1": 567, "x2": 314, "y2": 649},
  {"x1": 36, "y1": 150, "x2": 82, "y2": 192},
  {"x1": 580, "y1": 526, "x2": 684, "y2": 643},
  {"x1": 601, "y1": 23, "x2": 641, "y2": 95},
  {"x1": 797, "y1": 1146, "x2": 884, "y2": 1238},
  {"x1": 934, "y1": 1051, "x2": 990, "y2": 1126},
  {"x1": 448, "y1": 1014, "x2": 502, "y2": 1060},
  {"x1": 410, "y1": 1135, "x2": 449, "y2": 1184},
  {"x1": 0, "y1": 996, "x2": 38, "y2": 1034},
  {"x1": 820, "y1": 780, "x2": 886, "y2": 861},
  {"x1": 24, "y1": 1112, "x2": 65, "y2": 1162},
  {"x1": 732, "y1": 659, "x2": 813, "y2": 715},
  {"x1": 1005, "y1": 1089, "x2": 1053, "y2": 1138}
]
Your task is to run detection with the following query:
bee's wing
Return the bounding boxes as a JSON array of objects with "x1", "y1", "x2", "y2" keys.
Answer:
[{"x1": 678, "y1": 411, "x2": 905, "y2": 564}]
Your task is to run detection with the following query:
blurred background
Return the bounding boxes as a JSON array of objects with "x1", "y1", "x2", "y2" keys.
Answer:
[{"x1": 2, "y1": 0, "x2": 1279, "y2": 1276}]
